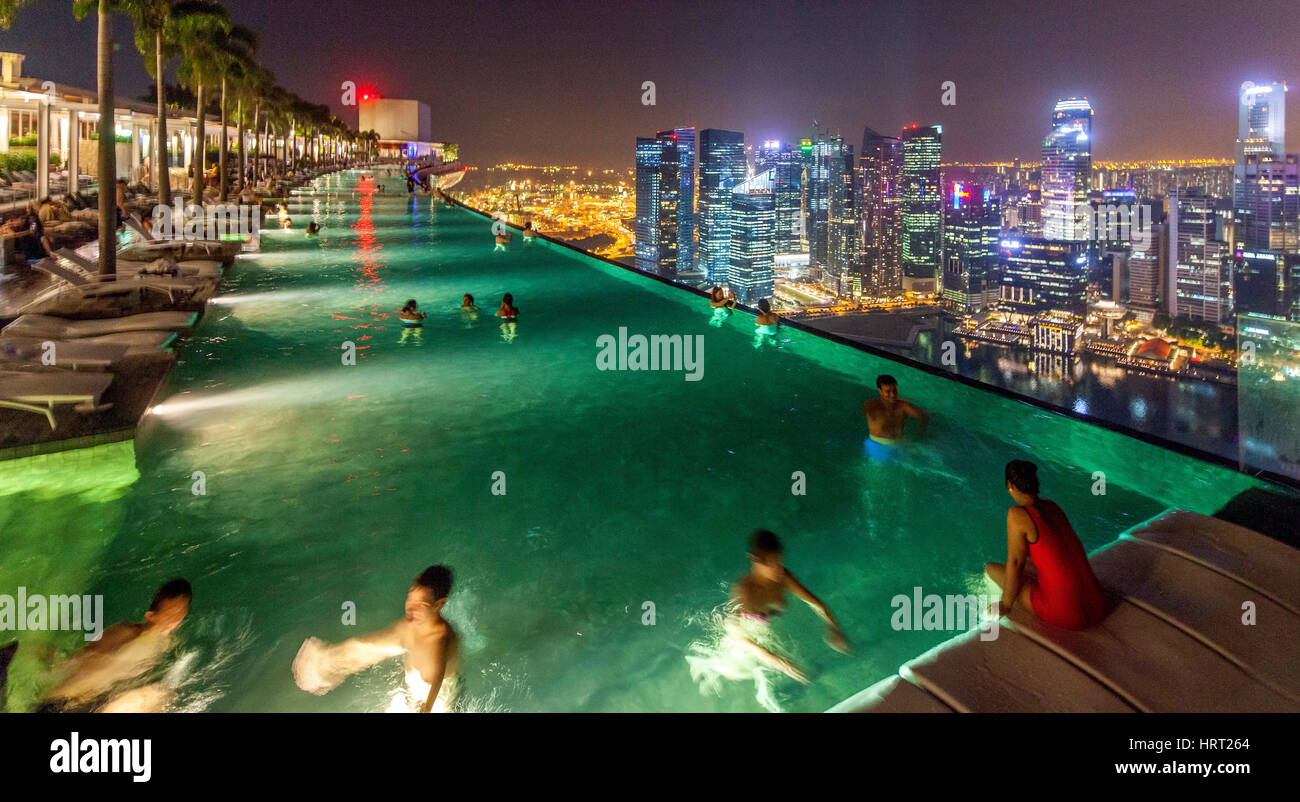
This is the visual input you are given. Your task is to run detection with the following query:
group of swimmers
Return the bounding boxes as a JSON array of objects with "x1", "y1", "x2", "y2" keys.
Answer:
[
  {"x1": 494, "y1": 221, "x2": 540, "y2": 250},
  {"x1": 396, "y1": 293, "x2": 519, "y2": 328},
  {"x1": 708, "y1": 286, "x2": 782, "y2": 347},
  {"x1": 14, "y1": 443, "x2": 1104, "y2": 712}
]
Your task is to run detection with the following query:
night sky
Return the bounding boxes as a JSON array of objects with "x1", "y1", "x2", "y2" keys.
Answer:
[{"x1": 4, "y1": 0, "x2": 1299, "y2": 167}]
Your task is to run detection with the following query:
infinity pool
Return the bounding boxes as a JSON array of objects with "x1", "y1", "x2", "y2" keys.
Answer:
[{"x1": 0, "y1": 169, "x2": 1271, "y2": 712}]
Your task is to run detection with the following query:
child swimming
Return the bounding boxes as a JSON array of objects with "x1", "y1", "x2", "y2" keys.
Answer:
[{"x1": 398, "y1": 299, "x2": 427, "y2": 327}]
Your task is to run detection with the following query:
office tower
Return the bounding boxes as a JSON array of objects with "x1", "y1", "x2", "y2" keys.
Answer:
[
  {"x1": 901, "y1": 124, "x2": 942, "y2": 293},
  {"x1": 662, "y1": 127, "x2": 696, "y2": 271},
  {"x1": 943, "y1": 181, "x2": 1001, "y2": 312},
  {"x1": 697, "y1": 129, "x2": 746, "y2": 284},
  {"x1": 769, "y1": 144, "x2": 803, "y2": 254},
  {"x1": 1041, "y1": 98, "x2": 1094, "y2": 241},
  {"x1": 1238, "y1": 154, "x2": 1299, "y2": 251},
  {"x1": 1233, "y1": 249, "x2": 1300, "y2": 319},
  {"x1": 729, "y1": 170, "x2": 776, "y2": 304},
  {"x1": 634, "y1": 130, "x2": 686, "y2": 278},
  {"x1": 798, "y1": 138, "x2": 813, "y2": 252},
  {"x1": 806, "y1": 133, "x2": 840, "y2": 270},
  {"x1": 1127, "y1": 223, "x2": 1164, "y2": 313},
  {"x1": 859, "y1": 127, "x2": 903, "y2": 296},
  {"x1": 827, "y1": 144, "x2": 858, "y2": 283},
  {"x1": 1169, "y1": 189, "x2": 1230, "y2": 323},
  {"x1": 634, "y1": 137, "x2": 664, "y2": 275},
  {"x1": 1234, "y1": 81, "x2": 1287, "y2": 207},
  {"x1": 998, "y1": 237, "x2": 1088, "y2": 316}
]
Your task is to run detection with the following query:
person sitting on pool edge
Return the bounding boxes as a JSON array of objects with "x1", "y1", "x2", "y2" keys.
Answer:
[
  {"x1": 729, "y1": 529, "x2": 850, "y2": 685},
  {"x1": 496, "y1": 293, "x2": 519, "y2": 321},
  {"x1": 292, "y1": 565, "x2": 461, "y2": 713},
  {"x1": 398, "y1": 299, "x2": 426, "y2": 327},
  {"x1": 36, "y1": 578, "x2": 193, "y2": 713},
  {"x1": 985, "y1": 460, "x2": 1107, "y2": 631},
  {"x1": 860, "y1": 374, "x2": 928, "y2": 462}
]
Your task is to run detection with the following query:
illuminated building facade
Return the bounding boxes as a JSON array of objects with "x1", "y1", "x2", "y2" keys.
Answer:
[
  {"x1": 729, "y1": 170, "x2": 776, "y2": 304},
  {"x1": 1234, "y1": 81, "x2": 1286, "y2": 208},
  {"x1": 998, "y1": 238, "x2": 1088, "y2": 316},
  {"x1": 828, "y1": 144, "x2": 858, "y2": 283},
  {"x1": 1169, "y1": 189, "x2": 1230, "y2": 323},
  {"x1": 859, "y1": 127, "x2": 903, "y2": 296},
  {"x1": 901, "y1": 124, "x2": 942, "y2": 293},
  {"x1": 1041, "y1": 97, "x2": 1094, "y2": 241},
  {"x1": 663, "y1": 127, "x2": 697, "y2": 271},
  {"x1": 634, "y1": 132, "x2": 679, "y2": 277},
  {"x1": 943, "y1": 181, "x2": 1001, "y2": 312},
  {"x1": 698, "y1": 129, "x2": 747, "y2": 284}
]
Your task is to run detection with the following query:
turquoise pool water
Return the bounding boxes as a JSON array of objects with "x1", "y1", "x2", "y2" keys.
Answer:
[{"x1": 0, "y1": 169, "x2": 1272, "y2": 712}]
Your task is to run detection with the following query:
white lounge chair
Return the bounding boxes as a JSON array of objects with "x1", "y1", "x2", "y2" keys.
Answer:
[
  {"x1": 0, "y1": 369, "x2": 114, "y2": 429},
  {"x1": 2, "y1": 312, "x2": 197, "y2": 340}
]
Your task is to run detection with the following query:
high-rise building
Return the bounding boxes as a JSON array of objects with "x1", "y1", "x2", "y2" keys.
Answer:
[
  {"x1": 1041, "y1": 98, "x2": 1094, "y2": 241},
  {"x1": 1234, "y1": 249, "x2": 1300, "y2": 319},
  {"x1": 729, "y1": 170, "x2": 776, "y2": 304},
  {"x1": 1127, "y1": 223, "x2": 1165, "y2": 315},
  {"x1": 806, "y1": 133, "x2": 843, "y2": 270},
  {"x1": 901, "y1": 124, "x2": 942, "y2": 293},
  {"x1": 1169, "y1": 189, "x2": 1230, "y2": 323},
  {"x1": 1238, "y1": 154, "x2": 1299, "y2": 251},
  {"x1": 759, "y1": 141, "x2": 804, "y2": 255},
  {"x1": 1234, "y1": 81, "x2": 1287, "y2": 205},
  {"x1": 998, "y1": 237, "x2": 1088, "y2": 316},
  {"x1": 663, "y1": 127, "x2": 697, "y2": 272},
  {"x1": 697, "y1": 129, "x2": 746, "y2": 285},
  {"x1": 859, "y1": 127, "x2": 903, "y2": 296},
  {"x1": 827, "y1": 144, "x2": 858, "y2": 284},
  {"x1": 634, "y1": 130, "x2": 687, "y2": 278},
  {"x1": 943, "y1": 181, "x2": 1001, "y2": 312}
]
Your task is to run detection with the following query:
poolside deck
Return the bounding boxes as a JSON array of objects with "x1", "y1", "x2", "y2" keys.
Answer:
[{"x1": 828, "y1": 508, "x2": 1300, "y2": 713}]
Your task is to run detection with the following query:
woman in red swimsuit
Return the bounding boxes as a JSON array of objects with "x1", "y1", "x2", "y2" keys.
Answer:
[{"x1": 985, "y1": 460, "x2": 1107, "y2": 630}]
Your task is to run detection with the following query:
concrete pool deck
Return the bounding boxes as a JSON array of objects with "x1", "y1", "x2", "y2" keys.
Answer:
[{"x1": 828, "y1": 508, "x2": 1300, "y2": 713}]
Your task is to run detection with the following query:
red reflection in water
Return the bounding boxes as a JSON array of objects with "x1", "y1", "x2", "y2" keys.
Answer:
[{"x1": 348, "y1": 175, "x2": 390, "y2": 359}]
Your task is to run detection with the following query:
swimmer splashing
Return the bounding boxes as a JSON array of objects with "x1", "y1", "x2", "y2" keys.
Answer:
[
  {"x1": 293, "y1": 566, "x2": 461, "y2": 713},
  {"x1": 686, "y1": 530, "x2": 849, "y2": 711}
]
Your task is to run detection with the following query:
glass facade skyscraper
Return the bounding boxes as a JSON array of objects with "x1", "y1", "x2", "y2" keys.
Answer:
[
  {"x1": 859, "y1": 127, "x2": 903, "y2": 296},
  {"x1": 769, "y1": 143, "x2": 804, "y2": 254},
  {"x1": 943, "y1": 181, "x2": 1001, "y2": 312},
  {"x1": 827, "y1": 144, "x2": 858, "y2": 283},
  {"x1": 1040, "y1": 97, "x2": 1094, "y2": 241},
  {"x1": 697, "y1": 129, "x2": 747, "y2": 285},
  {"x1": 998, "y1": 237, "x2": 1088, "y2": 316},
  {"x1": 1169, "y1": 189, "x2": 1230, "y2": 324},
  {"x1": 635, "y1": 130, "x2": 686, "y2": 278},
  {"x1": 665, "y1": 126, "x2": 697, "y2": 272},
  {"x1": 901, "y1": 124, "x2": 942, "y2": 293},
  {"x1": 729, "y1": 170, "x2": 776, "y2": 304},
  {"x1": 1234, "y1": 81, "x2": 1287, "y2": 208},
  {"x1": 634, "y1": 136, "x2": 664, "y2": 275}
]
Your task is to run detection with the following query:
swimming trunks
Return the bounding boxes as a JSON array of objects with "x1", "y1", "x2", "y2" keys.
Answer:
[
  {"x1": 1024, "y1": 502, "x2": 1107, "y2": 630},
  {"x1": 864, "y1": 433, "x2": 900, "y2": 462}
]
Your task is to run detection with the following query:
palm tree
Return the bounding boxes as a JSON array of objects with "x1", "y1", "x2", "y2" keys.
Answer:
[
  {"x1": 71, "y1": 0, "x2": 119, "y2": 276},
  {"x1": 0, "y1": 1, "x2": 34, "y2": 29},
  {"x1": 174, "y1": 6, "x2": 230, "y2": 201},
  {"x1": 212, "y1": 24, "x2": 257, "y2": 201},
  {"x1": 129, "y1": 0, "x2": 227, "y2": 206}
]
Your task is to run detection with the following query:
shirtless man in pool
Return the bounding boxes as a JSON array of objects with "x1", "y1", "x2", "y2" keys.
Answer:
[
  {"x1": 293, "y1": 565, "x2": 460, "y2": 713},
  {"x1": 860, "y1": 374, "x2": 928, "y2": 460}
]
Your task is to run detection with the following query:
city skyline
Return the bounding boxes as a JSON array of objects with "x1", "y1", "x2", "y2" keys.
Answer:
[{"x1": 4, "y1": 0, "x2": 1300, "y2": 167}]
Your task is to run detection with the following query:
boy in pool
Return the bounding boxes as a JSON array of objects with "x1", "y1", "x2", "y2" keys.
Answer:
[
  {"x1": 729, "y1": 530, "x2": 849, "y2": 684},
  {"x1": 860, "y1": 374, "x2": 928, "y2": 462},
  {"x1": 292, "y1": 566, "x2": 461, "y2": 713},
  {"x1": 36, "y1": 579, "x2": 192, "y2": 713}
]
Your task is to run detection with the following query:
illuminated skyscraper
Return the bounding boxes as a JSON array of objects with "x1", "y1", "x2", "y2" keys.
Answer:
[
  {"x1": 806, "y1": 133, "x2": 839, "y2": 269},
  {"x1": 1235, "y1": 81, "x2": 1287, "y2": 206},
  {"x1": 698, "y1": 129, "x2": 746, "y2": 284},
  {"x1": 827, "y1": 144, "x2": 858, "y2": 284},
  {"x1": 729, "y1": 170, "x2": 776, "y2": 304},
  {"x1": 943, "y1": 181, "x2": 1001, "y2": 312},
  {"x1": 901, "y1": 124, "x2": 942, "y2": 293},
  {"x1": 859, "y1": 127, "x2": 903, "y2": 295},
  {"x1": 1040, "y1": 97, "x2": 1093, "y2": 241},
  {"x1": 665, "y1": 126, "x2": 697, "y2": 271},
  {"x1": 998, "y1": 237, "x2": 1088, "y2": 316},
  {"x1": 1169, "y1": 189, "x2": 1230, "y2": 323},
  {"x1": 769, "y1": 143, "x2": 804, "y2": 254},
  {"x1": 634, "y1": 131, "x2": 680, "y2": 277}
]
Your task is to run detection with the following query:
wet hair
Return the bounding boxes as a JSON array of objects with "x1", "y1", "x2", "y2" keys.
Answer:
[
  {"x1": 462, "y1": 293, "x2": 474, "y2": 305},
  {"x1": 877, "y1": 374, "x2": 898, "y2": 389},
  {"x1": 710, "y1": 286, "x2": 722, "y2": 298},
  {"x1": 748, "y1": 529, "x2": 783, "y2": 561},
  {"x1": 149, "y1": 578, "x2": 193, "y2": 612},
  {"x1": 402, "y1": 299, "x2": 418, "y2": 312},
  {"x1": 413, "y1": 565, "x2": 452, "y2": 601},
  {"x1": 757, "y1": 298, "x2": 771, "y2": 313},
  {"x1": 502, "y1": 293, "x2": 514, "y2": 306},
  {"x1": 1005, "y1": 460, "x2": 1040, "y2": 496}
]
